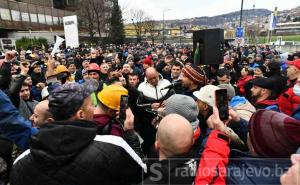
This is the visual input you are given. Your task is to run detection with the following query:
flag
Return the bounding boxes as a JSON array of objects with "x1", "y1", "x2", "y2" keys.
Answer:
[
  {"x1": 194, "y1": 42, "x2": 200, "y2": 64},
  {"x1": 269, "y1": 13, "x2": 276, "y2": 31},
  {"x1": 51, "y1": 35, "x2": 64, "y2": 57}
]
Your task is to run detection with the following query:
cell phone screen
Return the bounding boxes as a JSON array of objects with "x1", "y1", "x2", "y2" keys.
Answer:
[
  {"x1": 215, "y1": 89, "x2": 229, "y2": 121},
  {"x1": 119, "y1": 95, "x2": 128, "y2": 122}
]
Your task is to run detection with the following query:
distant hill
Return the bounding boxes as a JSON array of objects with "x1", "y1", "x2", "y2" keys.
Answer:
[{"x1": 164, "y1": 9, "x2": 272, "y2": 28}]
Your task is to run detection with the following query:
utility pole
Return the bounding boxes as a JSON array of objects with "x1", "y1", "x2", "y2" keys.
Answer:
[
  {"x1": 238, "y1": 0, "x2": 244, "y2": 47},
  {"x1": 239, "y1": 0, "x2": 244, "y2": 28}
]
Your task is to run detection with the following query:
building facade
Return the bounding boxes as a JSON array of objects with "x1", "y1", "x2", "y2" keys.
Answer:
[{"x1": 0, "y1": 0, "x2": 113, "y2": 44}]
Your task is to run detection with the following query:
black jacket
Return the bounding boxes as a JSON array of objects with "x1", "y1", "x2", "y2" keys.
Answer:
[{"x1": 11, "y1": 120, "x2": 146, "y2": 185}]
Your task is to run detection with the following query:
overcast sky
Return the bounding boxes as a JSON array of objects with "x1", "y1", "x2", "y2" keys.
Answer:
[{"x1": 119, "y1": 0, "x2": 300, "y2": 22}]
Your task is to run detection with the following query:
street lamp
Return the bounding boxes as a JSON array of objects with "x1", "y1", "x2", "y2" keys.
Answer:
[{"x1": 162, "y1": 8, "x2": 171, "y2": 45}]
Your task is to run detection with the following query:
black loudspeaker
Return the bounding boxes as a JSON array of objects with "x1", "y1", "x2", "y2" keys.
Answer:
[{"x1": 193, "y1": 28, "x2": 224, "y2": 65}]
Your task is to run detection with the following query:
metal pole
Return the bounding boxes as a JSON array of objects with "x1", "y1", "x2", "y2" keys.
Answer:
[
  {"x1": 179, "y1": 26, "x2": 182, "y2": 45},
  {"x1": 163, "y1": 10, "x2": 165, "y2": 45},
  {"x1": 239, "y1": 0, "x2": 244, "y2": 27},
  {"x1": 238, "y1": 0, "x2": 244, "y2": 47}
]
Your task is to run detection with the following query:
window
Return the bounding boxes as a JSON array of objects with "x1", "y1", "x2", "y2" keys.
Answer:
[
  {"x1": 45, "y1": 15, "x2": 53, "y2": 25},
  {"x1": 0, "y1": 8, "x2": 11, "y2": 21},
  {"x1": 21, "y1": 12, "x2": 30, "y2": 22},
  {"x1": 11, "y1": 10, "x2": 21, "y2": 21},
  {"x1": 38, "y1": 14, "x2": 45, "y2": 24},
  {"x1": 53, "y1": 16, "x2": 59, "y2": 24},
  {"x1": 30, "y1": 13, "x2": 38, "y2": 23}
]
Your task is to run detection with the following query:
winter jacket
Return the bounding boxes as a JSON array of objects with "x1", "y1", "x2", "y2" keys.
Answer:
[
  {"x1": 277, "y1": 86, "x2": 300, "y2": 115},
  {"x1": 18, "y1": 99, "x2": 38, "y2": 120},
  {"x1": 254, "y1": 99, "x2": 278, "y2": 110},
  {"x1": 230, "y1": 96, "x2": 256, "y2": 121},
  {"x1": 0, "y1": 90, "x2": 38, "y2": 151},
  {"x1": 93, "y1": 114, "x2": 123, "y2": 137},
  {"x1": 236, "y1": 75, "x2": 253, "y2": 96},
  {"x1": 11, "y1": 120, "x2": 147, "y2": 185},
  {"x1": 226, "y1": 150, "x2": 290, "y2": 185},
  {"x1": 194, "y1": 130, "x2": 230, "y2": 185},
  {"x1": 93, "y1": 114, "x2": 144, "y2": 159},
  {"x1": 137, "y1": 75, "x2": 173, "y2": 106},
  {"x1": 292, "y1": 105, "x2": 300, "y2": 120},
  {"x1": 0, "y1": 136, "x2": 13, "y2": 185}
]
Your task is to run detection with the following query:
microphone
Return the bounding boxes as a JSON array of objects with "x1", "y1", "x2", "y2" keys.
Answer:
[{"x1": 161, "y1": 80, "x2": 182, "y2": 90}]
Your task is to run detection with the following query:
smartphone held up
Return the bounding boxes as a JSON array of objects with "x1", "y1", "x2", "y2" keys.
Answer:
[{"x1": 215, "y1": 89, "x2": 229, "y2": 121}]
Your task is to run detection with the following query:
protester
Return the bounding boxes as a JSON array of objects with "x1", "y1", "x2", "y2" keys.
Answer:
[
  {"x1": 29, "y1": 100, "x2": 52, "y2": 128},
  {"x1": 180, "y1": 65, "x2": 206, "y2": 97},
  {"x1": 142, "y1": 114, "x2": 196, "y2": 185},
  {"x1": 137, "y1": 67, "x2": 174, "y2": 156},
  {"x1": 1, "y1": 42, "x2": 300, "y2": 185},
  {"x1": 249, "y1": 77, "x2": 278, "y2": 110},
  {"x1": 10, "y1": 82, "x2": 146, "y2": 185}
]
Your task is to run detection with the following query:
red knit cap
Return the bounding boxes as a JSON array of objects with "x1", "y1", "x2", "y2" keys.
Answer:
[
  {"x1": 143, "y1": 57, "x2": 153, "y2": 66},
  {"x1": 249, "y1": 110, "x2": 300, "y2": 158},
  {"x1": 181, "y1": 65, "x2": 206, "y2": 84}
]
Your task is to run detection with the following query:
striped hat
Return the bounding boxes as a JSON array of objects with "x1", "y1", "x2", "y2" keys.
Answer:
[{"x1": 182, "y1": 65, "x2": 206, "y2": 84}]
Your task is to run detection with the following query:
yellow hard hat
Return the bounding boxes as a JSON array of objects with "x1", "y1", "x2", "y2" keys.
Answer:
[
  {"x1": 97, "y1": 84, "x2": 128, "y2": 111},
  {"x1": 55, "y1": 65, "x2": 69, "y2": 74}
]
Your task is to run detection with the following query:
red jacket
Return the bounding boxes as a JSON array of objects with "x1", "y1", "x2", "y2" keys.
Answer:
[
  {"x1": 194, "y1": 130, "x2": 230, "y2": 185},
  {"x1": 277, "y1": 87, "x2": 300, "y2": 115},
  {"x1": 237, "y1": 75, "x2": 253, "y2": 96}
]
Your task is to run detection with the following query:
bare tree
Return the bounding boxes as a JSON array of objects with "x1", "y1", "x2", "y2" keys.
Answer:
[
  {"x1": 77, "y1": 0, "x2": 112, "y2": 44},
  {"x1": 77, "y1": 0, "x2": 97, "y2": 41},
  {"x1": 143, "y1": 18, "x2": 158, "y2": 45},
  {"x1": 130, "y1": 9, "x2": 148, "y2": 43},
  {"x1": 91, "y1": 0, "x2": 110, "y2": 44}
]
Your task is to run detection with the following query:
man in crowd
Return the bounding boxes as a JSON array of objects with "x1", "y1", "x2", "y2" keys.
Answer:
[
  {"x1": 87, "y1": 63, "x2": 101, "y2": 82},
  {"x1": 10, "y1": 81, "x2": 146, "y2": 185},
  {"x1": 137, "y1": 67, "x2": 172, "y2": 110},
  {"x1": 179, "y1": 65, "x2": 206, "y2": 97},
  {"x1": 278, "y1": 59, "x2": 300, "y2": 115},
  {"x1": 170, "y1": 61, "x2": 182, "y2": 83},
  {"x1": 193, "y1": 85, "x2": 220, "y2": 133},
  {"x1": 18, "y1": 83, "x2": 38, "y2": 119},
  {"x1": 128, "y1": 73, "x2": 140, "y2": 88},
  {"x1": 250, "y1": 77, "x2": 277, "y2": 110},
  {"x1": 137, "y1": 67, "x2": 173, "y2": 156},
  {"x1": 217, "y1": 68, "x2": 240, "y2": 95},
  {"x1": 29, "y1": 100, "x2": 52, "y2": 128},
  {"x1": 142, "y1": 114, "x2": 195, "y2": 185}
]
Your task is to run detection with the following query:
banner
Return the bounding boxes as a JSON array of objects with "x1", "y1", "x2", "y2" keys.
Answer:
[
  {"x1": 63, "y1": 15, "x2": 79, "y2": 48},
  {"x1": 51, "y1": 35, "x2": 64, "y2": 57}
]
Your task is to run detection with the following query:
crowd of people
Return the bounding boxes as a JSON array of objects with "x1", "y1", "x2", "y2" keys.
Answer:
[{"x1": 0, "y1": 42, "x2": 300, "y2": 185}]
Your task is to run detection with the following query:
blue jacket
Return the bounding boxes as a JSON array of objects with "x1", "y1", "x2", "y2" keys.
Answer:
[
  {"x1": 292, "y1": 105, "x2": 300, "y2": 120},
  {"x1": 0, "y1": 90, "x2": 38, "y2": 151},
  {"x1": 227, "y1": 150, "x2": 290, "y2": 184}
]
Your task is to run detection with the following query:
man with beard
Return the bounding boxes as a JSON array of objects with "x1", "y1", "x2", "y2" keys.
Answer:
[
  {"x1": 179, "y1": 65, "x2": 206, "y2": 98},
  {"x1": 250, "y1": 77, "x2": 277, "y2": 110}
]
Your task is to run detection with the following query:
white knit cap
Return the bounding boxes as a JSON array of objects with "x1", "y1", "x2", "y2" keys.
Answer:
[{"x1": 193, "y1": 85, "x2": 220, "y2": 107}]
